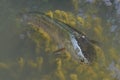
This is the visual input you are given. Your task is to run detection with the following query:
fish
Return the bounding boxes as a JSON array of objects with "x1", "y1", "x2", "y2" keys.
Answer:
[
  {"x1": 49, "y1": 13, "x2": 97, "y2": 63},
  {"x1": 23, "y1": 11, "x2": 97, "y2": 64}
]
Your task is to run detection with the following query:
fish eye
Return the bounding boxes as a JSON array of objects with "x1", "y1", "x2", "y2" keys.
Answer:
[{"x1": 81, "y1": 35, "x2": 85, "y2": 38}]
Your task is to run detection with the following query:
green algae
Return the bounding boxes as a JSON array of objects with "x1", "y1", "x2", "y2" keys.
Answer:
[
  {"x1": 0, "y1": 9, "x2": 118, "y2": 80},
  {"x1": 21, "y1": 7, "x2": 120, "y2": 80},
  {"x1": 1, "y1": 0, "x2": 120, "y2": 80}
]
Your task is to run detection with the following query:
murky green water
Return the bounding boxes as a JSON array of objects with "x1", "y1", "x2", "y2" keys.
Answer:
[{"x1": 0, "y1": 0, "x2": 120, "y2": 80}]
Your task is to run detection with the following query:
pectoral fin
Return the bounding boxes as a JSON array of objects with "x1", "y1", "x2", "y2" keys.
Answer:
[{"x1": 53, "y1": 48, "x2": 66, "y2": 54}]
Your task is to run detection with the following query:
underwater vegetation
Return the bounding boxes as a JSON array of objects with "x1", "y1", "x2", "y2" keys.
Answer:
[
  {"x1": 0, "y1": 0, "x2": 120, "y2": 80},
  {"x1": 0, "y1": 9, "x2": 119, "y2": 80}
]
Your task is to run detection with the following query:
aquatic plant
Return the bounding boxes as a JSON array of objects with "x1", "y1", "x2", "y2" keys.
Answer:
[
  {"x1": 1, "y1": 9, "x2": 116, "y2": 80},
  {"x1": 18, "y1": 57, "x2": 24, "y2": 69},
  {"x1": 70, "y1": 74, "x2": 78, "y2": 80}
]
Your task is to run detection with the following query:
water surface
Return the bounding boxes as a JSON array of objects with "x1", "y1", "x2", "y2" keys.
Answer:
[{"x1": 0, "y1": 0, "x2": 120, "y2": 80}]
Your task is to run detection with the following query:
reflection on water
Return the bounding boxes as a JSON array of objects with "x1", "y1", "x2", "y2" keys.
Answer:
[{"x1": 0, "y1": 0, "x2": 120, "y2": 80}]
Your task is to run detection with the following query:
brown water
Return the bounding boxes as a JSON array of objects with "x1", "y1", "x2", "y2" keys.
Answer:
[{"x1": 0, "y1": 0, "x2": 120, "y2": 80}]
